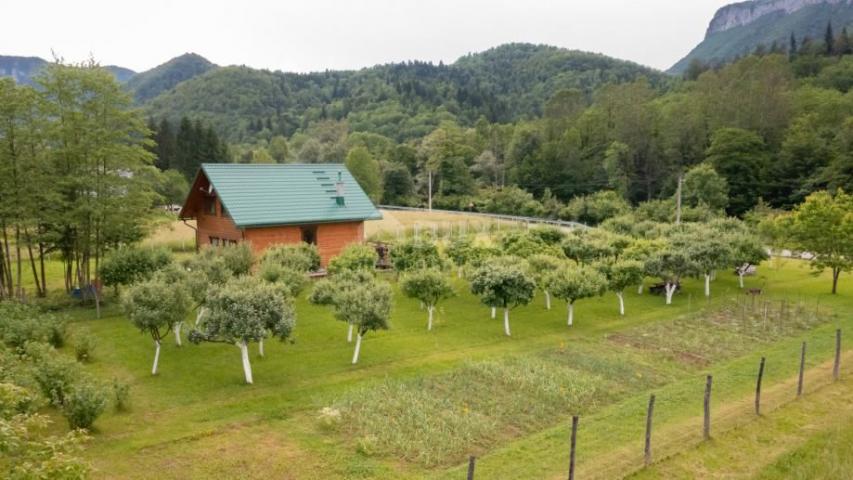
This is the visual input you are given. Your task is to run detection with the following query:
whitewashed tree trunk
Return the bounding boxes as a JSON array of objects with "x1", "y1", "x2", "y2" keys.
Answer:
[
  {"x1": 457, "y1": 266, "x2": 464, "y2": 278},
  {"x1": 616, "y1": 292, "x2": 625, "y2": 316},
  {"x1": 738, "y1": 272, "x2": 745, "y2": 288},
  {"x1": 239, "y1": 341, "x2": 253, "y2": 384},
  {"x1": 665, "y1": 283, "x2": 677, "y2": 305},
  {"x1": 347, "y1": 323, "x2": 354, "y2": 343},
  {"x1": 258, "y1": 338, "x2": 265, "y2": 357},
  {"x1": 427, "y1": 305, "x2": 434, "y2": 331},
  {"x1": 544, "y1": 291, "x2": 551, "y2": 310},
  {"x1": 195, "y1": 307, "x2": 206, "y2": 325},
  {"x1": 704, "y1": 274, "x2": 711, "y2": 297},
  {"x1": 173, "y1": 322, "x2": 182, "y2": 347},
  {"x1": 503, "y1": 309, "x2": 511, "y2": 336},
  {"x1": 491, "y1": 306, "x2": 496, "y2": 319},
  {"x1": 151, "y1": 340, "x2": 161, "y2": 375},
  {"x1": 352, "y1": 333, "x2": 363, "y2": 364},
  {"x1": 638, "y1": 283, "x2": 644, "y2": 295},
  {"x1": 567, "y1": 302, "x2": 574, "y2": 326}
]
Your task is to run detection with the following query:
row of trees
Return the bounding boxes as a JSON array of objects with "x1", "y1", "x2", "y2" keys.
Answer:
[{"x1": 0, "y1": 61, "x2": 157, "y2": 301}]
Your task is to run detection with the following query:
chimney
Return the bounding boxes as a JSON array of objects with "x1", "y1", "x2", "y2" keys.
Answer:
[{"x1": 335, "y1": 171, "x2": 346, "y2": 206}]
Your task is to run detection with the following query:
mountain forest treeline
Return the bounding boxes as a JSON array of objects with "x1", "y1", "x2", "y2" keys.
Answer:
[{"x1": 142, "y1": 40, "x2": 853, "y2": 220}]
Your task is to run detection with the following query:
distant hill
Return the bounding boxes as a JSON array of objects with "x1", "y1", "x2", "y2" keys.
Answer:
[
  {"x1": 145, "y1": 43, "x2": 668, "y2": 143},
  {"x1": 671, "y1": 0, "x2": 853, "y2": 74},
  {"x1": 125, "y1": 53, "x2": 216, "y2": 102},
  {"x1": 0, "y1": 55, "x2": 136, "y2": 85}
]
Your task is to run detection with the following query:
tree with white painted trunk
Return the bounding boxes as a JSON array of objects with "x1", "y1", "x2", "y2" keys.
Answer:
[
  {"x1": 728, "y1": 233, "x2": 769, "y2": 288},
  {"x1": 644, "y1": 247, "x2": 697, "y2": 305},
  {"x1": 470, "y1": 262, "x2": 535, "y2": 337},
  {"x1": 258, "y1": 262, "x2": 307, "y2": 356},
  {"x1": 121, "y1": 275, "x2": 191, "y2": 376},
  {"x1": 184, "y1": 254, "x2": 232, "y2": 329},
  {"x1": 189, "y1": 277, "x2": 294, "y2": 384},
  {"x1": 309, "y1": 269, "x2": 376, "y2": 342},
  {"x1": 400, "y1": 269, "x2": 454, "y2": 331},
  {"x1": 546, "y1": 264, "x2": 606, "y2": 327},
  {"x1": 686, "y1": 232, "x2": 732, "y2": 298},
  {"x1": 528, "y1": 254, "x2": 563, "y2": 310},
  {"x1": 595, "y1": 259, "x2": 644, "y2": 316},
  {"x1": 332, "y1": 281, "x2": 392, "y2": 364},
  {"x1": 623, "y1": 238, "x2": 665, "y2": 295}
]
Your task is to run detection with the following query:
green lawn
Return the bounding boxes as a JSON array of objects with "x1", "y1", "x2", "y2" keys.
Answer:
[{"x1": 49, "y1": 258, "x2": 851, "y2": 479}]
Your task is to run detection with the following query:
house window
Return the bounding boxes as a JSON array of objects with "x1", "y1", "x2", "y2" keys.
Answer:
[
  {"x1": 301, "y1": 225, "x2": 318, "y2": 245},
  {"x1": 209, "y1": 236, "x2": 237, "y2": 247},
  {"x1": 206, "y1": 198, "x2": 217, "y2": 216},
  {"x1": 210, "y1": 236, "x2": 221, "y2": 247}
]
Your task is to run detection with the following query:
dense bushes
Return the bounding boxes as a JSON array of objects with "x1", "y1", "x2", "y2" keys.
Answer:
[
  {"x1": 390, "y1": 239, "x2": 444, "y2": 272},
  {"x1": 100, "y1": 247, "x2": 172, "y2": 292},
  {"x1": 0, "y1": 302, "x2": 65, "y2": 351},
  {"x1": 328, "y1": 244, "x2": 377, "y2": 274},
  {"x1": 261, "y1": 243, "x2": 321, "y2": 272}
]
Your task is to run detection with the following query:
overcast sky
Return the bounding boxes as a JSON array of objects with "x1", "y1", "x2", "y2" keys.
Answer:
[{"x1": 3, "y1": 0, "x2": 733, "y2": 73}]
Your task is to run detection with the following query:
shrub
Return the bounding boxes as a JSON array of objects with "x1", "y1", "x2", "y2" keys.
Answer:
[
  {"x1": 112, "y1": 379, "x2": 130, "y2": 412},
  {"x1": 0, "y1": 302, "x2": 66, "y2": 351},
  {"x1": 498, "y1": 231, "x2": 563, "y2": 259},
  {"x1": 328, "y1": 244, "x2": 377, "y2": 274},
  {"x1": 0, "y1": 382, "x2": 39, "y2": 418},
  {"x1": 26, "y1": 343, "x2": 79, "y2": 407},
  {"x1": 390, "y1": 239, "x2": 443, "y2": 272},
  {"x1": 74, "y1": 331, "x2": 96, "y2": 363},
  {"x1": 258, "y1": 261, "x2": 308, "y2": 297},
  {"x1": 199, "y1": 243, "x2": 254, "y2": 276},
  {"x1": 100, "y1": 247, "x2": 172, "y2": 292},
  {"x1": 62, "y1": 381, "x2": 107, "y2": 430},
  {"x1": 262, "y1": 243, "x2": 321, "y2": 272}
]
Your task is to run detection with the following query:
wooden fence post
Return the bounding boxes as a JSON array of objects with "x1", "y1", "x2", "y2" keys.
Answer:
[
  {"x1": 797, "y1": 342, "x2": 806, "y2": 397},
  {"x1": 703, "y1": 375, "x2": 712, "y2": 441},
  {"x1": 755, "y1": 357, "x2": 766, "y2": 415},
  {"x1": 644, "y1": 394, "x2": 655, "y2": 466},
  {"x1": 568, "y1": 415, "x2": 579, "y2": 480},
  {"x1": 834, "y1": 329, "x2": 842, "y2": 382},
  {"x1": 467, "y1": 456, "x2": 476, "y2": 480}
]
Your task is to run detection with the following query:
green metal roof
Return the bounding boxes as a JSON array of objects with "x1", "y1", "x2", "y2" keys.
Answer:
[{"x1": 199, "y1": 164, "x2": 382, "y2": 228}]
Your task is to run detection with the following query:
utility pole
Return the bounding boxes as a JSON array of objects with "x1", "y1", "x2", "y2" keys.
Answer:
[{"x1": 675, "y1": 173, "x2": 683, "y2": 225}]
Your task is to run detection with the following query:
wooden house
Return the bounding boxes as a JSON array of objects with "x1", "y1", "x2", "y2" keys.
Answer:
[{"x1": 179, "y1": 164, "x2": 382, "y2": 266}]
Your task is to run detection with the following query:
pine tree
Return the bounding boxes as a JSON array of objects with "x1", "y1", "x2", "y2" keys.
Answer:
[
  {"x1": 840, "y1": 27, "x2": 852, "y2": 55},
  {"x1": 826, "y1": 22, "x2": 835, "y2": 55},
  {"x1": 789, "y1": 32, "x2": 798, "y2": 59}
]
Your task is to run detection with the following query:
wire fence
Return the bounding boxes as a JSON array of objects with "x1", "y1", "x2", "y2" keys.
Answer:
[{"x1": 377, "y1": 205, "x2": 589, "y2": 230}]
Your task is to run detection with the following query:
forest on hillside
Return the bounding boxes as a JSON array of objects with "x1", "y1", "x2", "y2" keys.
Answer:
[{"x1": 142, "y1": 34, "x2": 853, "y2": 223}]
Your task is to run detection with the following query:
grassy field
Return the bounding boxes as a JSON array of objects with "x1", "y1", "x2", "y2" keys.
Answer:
[{"x1": 39, "y1": 253, "x2": 850, "y2": 479}]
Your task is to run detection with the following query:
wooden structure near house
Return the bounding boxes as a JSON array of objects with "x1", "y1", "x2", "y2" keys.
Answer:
[{"x1": 180, "y1": 164, "x2": 382, "y2": 266}]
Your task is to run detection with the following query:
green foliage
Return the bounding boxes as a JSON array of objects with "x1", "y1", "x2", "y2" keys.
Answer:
[
  {"x1": 527, "y1": 254, "x2": 564, "y2": 289},
  {"x1": 261, "y1": 243, "x2": 321, "y2": 272},
  {"x1": 783, "y1": 189, "x2": 853, "y2": 293},
  {"x1": 62, "y1": 381, "x2": 107, "y2": 430},
  {"x1": 546, "y1": 265, "x2": 607, "y2": 304},
  {"x1": 122, "y1": 276, "x2": 191, "y2": 341},
  {"x1": 199, "y1": 243, "x2": 254, "y2": 276},
  {"x1": 99, "y1": 247, "x2": 172, "y2": 291},
  {"x1": 191, "y1": 277, "x2": 295, "y2": 344},
  {"x1": 112, "y1": 379, "x2": 131, "y2": 412},
  {"x1": 470, "y1": 263, "x2": 535, "y2": 309},
  {"x1": 705, "y1": 128, "x2": 769, "y2": 216},
  {"x1": 309, "y1": 269, "x2": 375, "y2": 307},
  {"x1": 683, "y1": 163, "x2": 729, "y2": 211},
  {"x1": 0, "y1": 383, "x2": 90, "y2": 479},
  {"x1": 390, "y1": 240, "x2": 443, "y2": 272},
  {"x1": 26, "y1": 342, "x2": 78, "y2": 407},
  {"x1": 183, "y1": 253, "x2": 232, "y2": 304},
  {"x1": 73, "y1": 331, "x2": 96, "y2": 363},
  {"x1": 327, "y1": 244, "x2": 377, "y2": 274},
  {"x1": 258, "y1": 262, "x2": 308, "y2": 298},
  {"x1": 445, "y1": 236, "x2": 474, "y2": 269},
  {"x1": 473, "y1": 186, "x2": 546, "y2": 217},
  {"x1": 400, "y1": 269, "x2": 454, "y2": 307},
  {"x1": 334, "y1": 281, "x2": 393, "y2": 335},
  {"x1": 0, "y1": 303, "x2": 65, "y2": 351},
  {"x1": 596, "y1": 259, "x2": 645, "y2": 293},
  {"x1": 499, "y1": 231, "x2": 563, "y2": 259},
  {"x1": 346, "y1": 147, "x2": 382, "y2": 202},
  {"x1": 561, "y1": 191, "x2": 631, "y2": 225}
]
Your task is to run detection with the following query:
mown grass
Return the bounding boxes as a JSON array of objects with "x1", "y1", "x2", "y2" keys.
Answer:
[{"x1": 35, "y1": 257, "x2": 853, "y2": 479}]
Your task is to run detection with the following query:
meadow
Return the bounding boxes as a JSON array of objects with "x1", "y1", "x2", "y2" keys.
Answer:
[{"x1": 44, "y1": 249, "x2": 850, "y2": 479}]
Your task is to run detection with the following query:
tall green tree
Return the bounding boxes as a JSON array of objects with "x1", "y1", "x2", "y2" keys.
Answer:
[
  {"x1": 705, "y1": 128, "x2": 769, "y2": 216},
  {"x1": 345, "y1": 146, "x2": 382, "y2": 203}
]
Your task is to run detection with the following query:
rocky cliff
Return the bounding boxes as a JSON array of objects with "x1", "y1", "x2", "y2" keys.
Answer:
[{"x1": 707, "y1": 0, "x2": 852, "y2": 37}]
